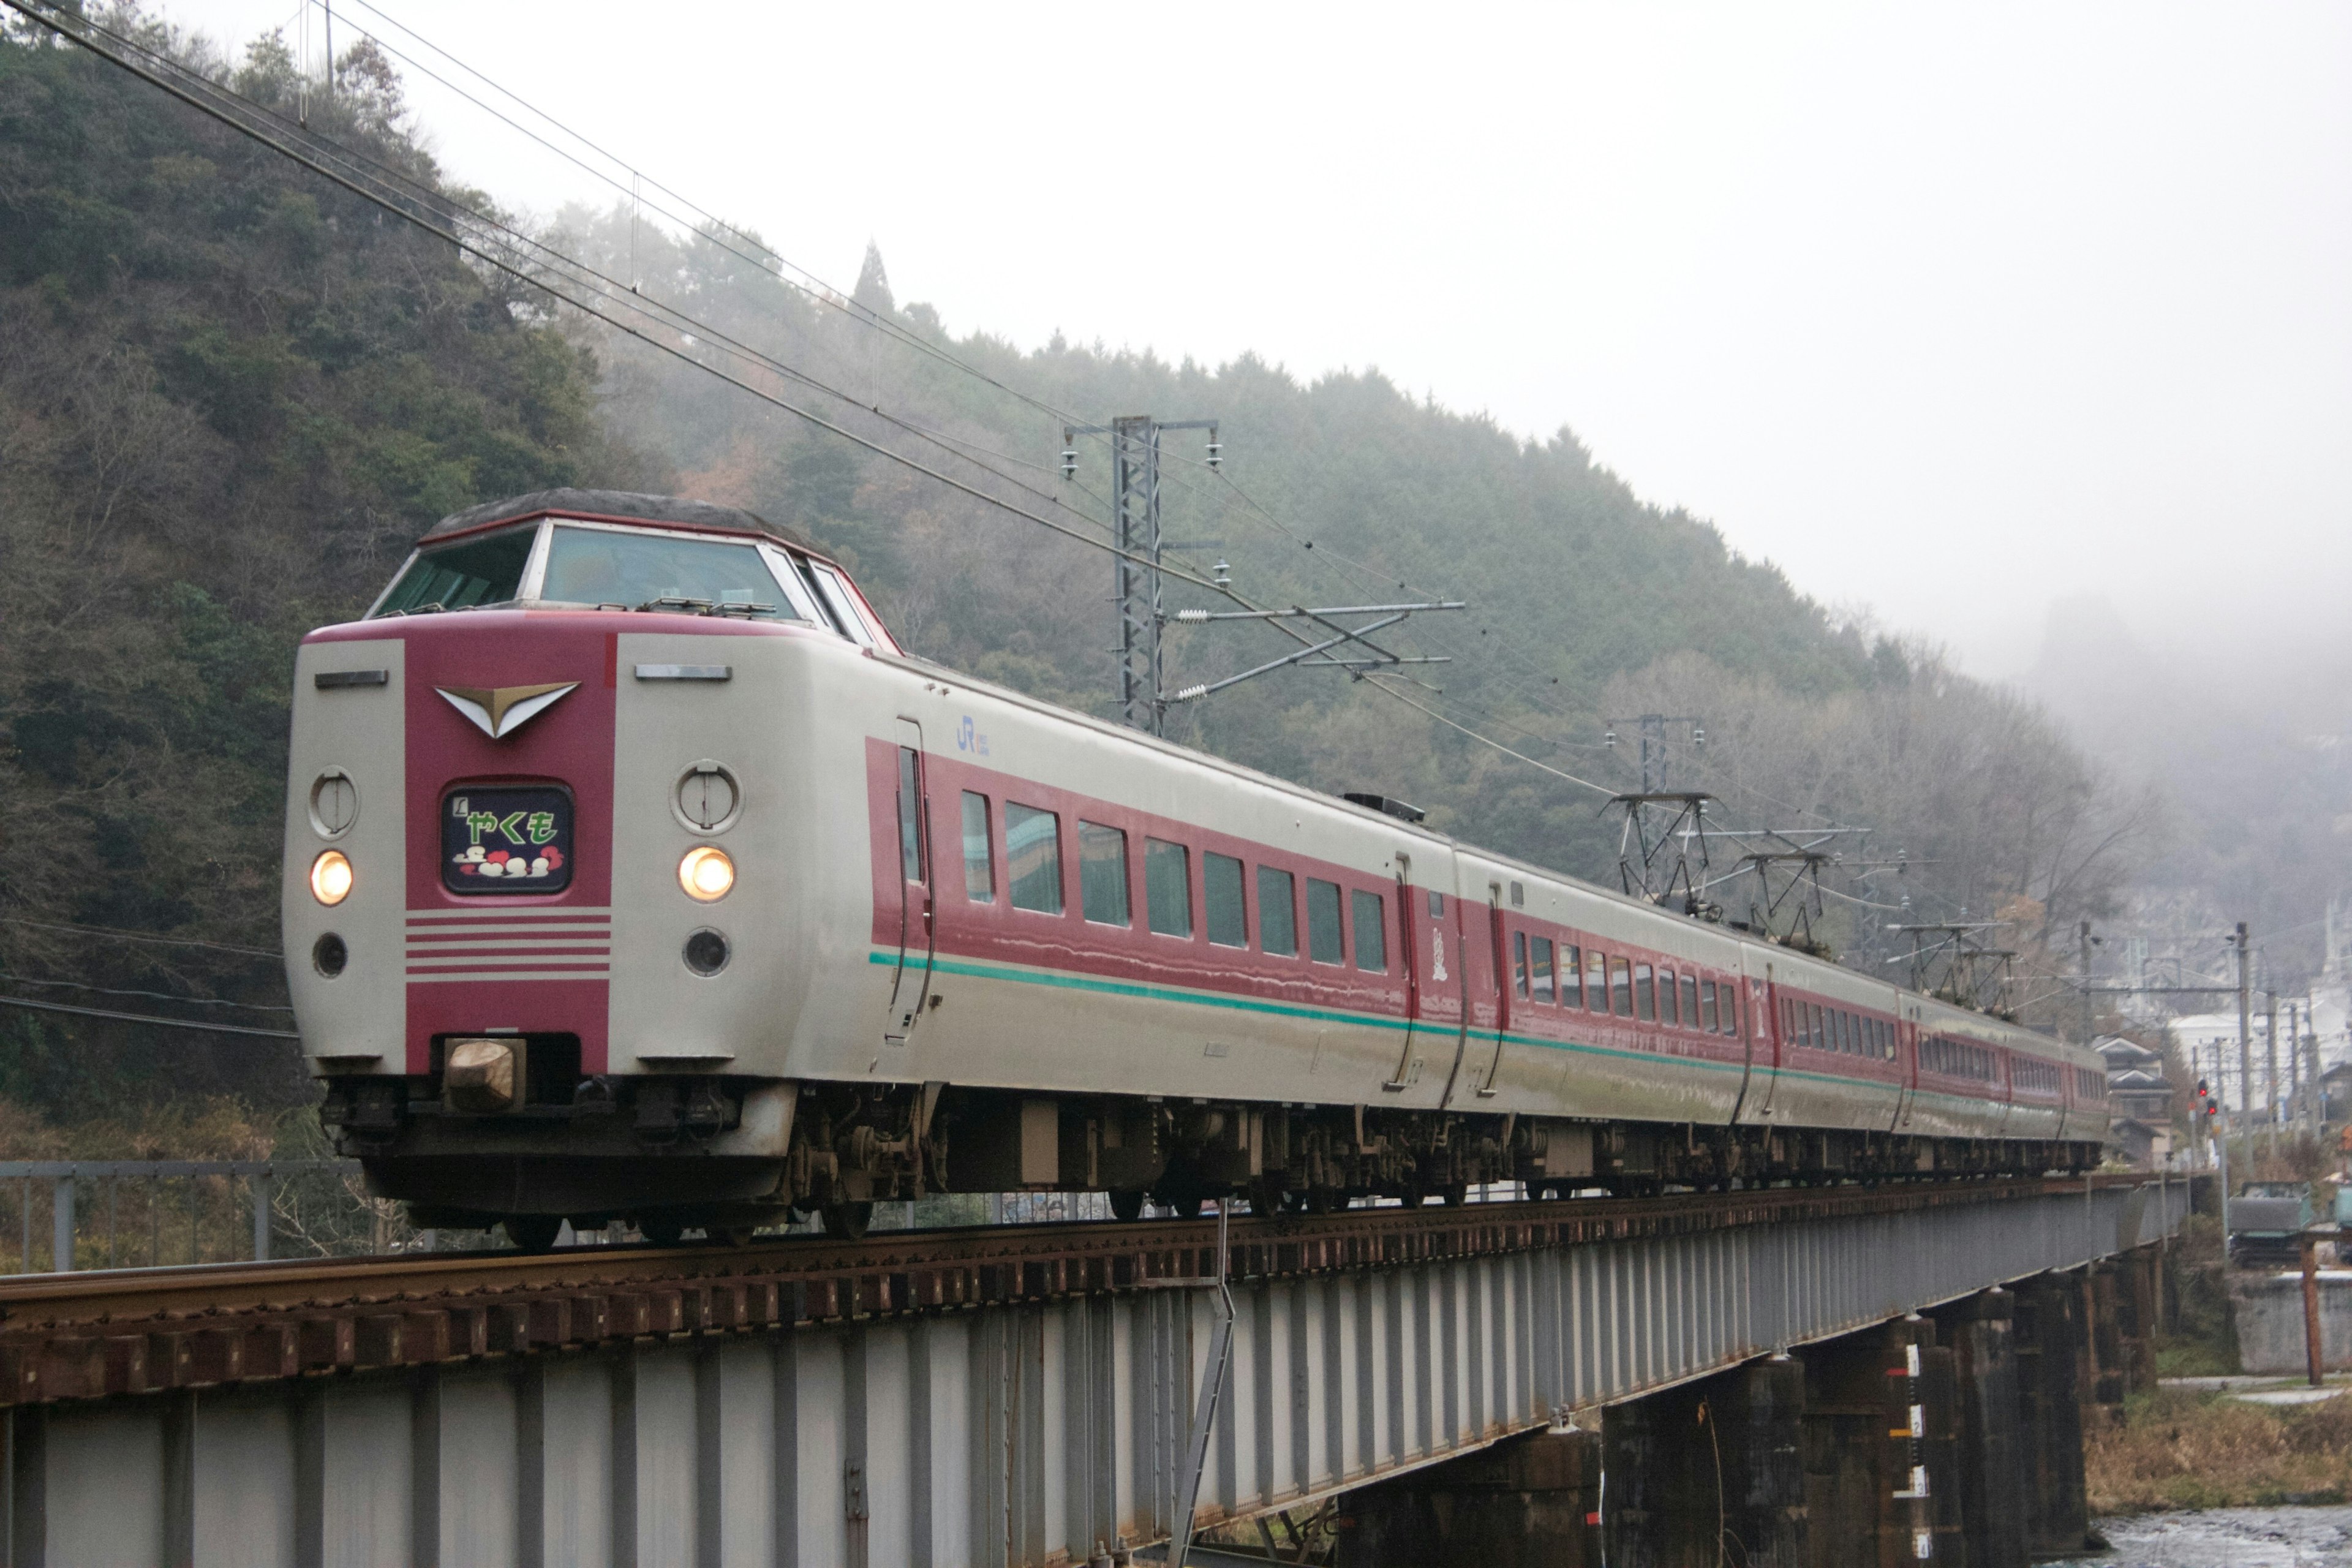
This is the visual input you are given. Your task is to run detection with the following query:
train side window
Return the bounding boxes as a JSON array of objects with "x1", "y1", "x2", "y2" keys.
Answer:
[
  {"x1": 1005, "y1": 804, "x2": 1063, "y2": 914},
  {"x1": 1634, "y1": 963, "x2": 1656, "y2": 1022},
  {"x1": 1609, "y1": 956, "x2": 1632, "y2": 1017},
  {"x1": 1513, "y1": 932, "x2": 1531, "y2": 998},
  {"x1": 1428, "y1": 891, "x2": 1445, "y2": 918},
  {"x1": 1146, "y1": 839, "x2": 1192, "y2": 938},
  {"x1": 1352, "y1": 891, "x2": 1388, "y2": 971},
  {"x1": 960, "y1": 792, "x2": 994, "y2": 902},
  {"x1": 1658, "y1": 970, "x2": 1678, "y2": 1026},
  {"x1": 1835, "y1": 1011, "x2": 1851, "y2": 1054},
  {"x1": 896, "y1": 748, "x2": 925, "y2": 882},
  {"x1": 1205, "y1": 853, "x2": 1248, "y2": 948},
  {"x1": 1259, "y1": 867, "x2": 1299, "y2": 957},
  {"x1": 1723, "y1": 987, "x2": 1741, "y2": 1038},
  {"x1": 1078, "y1": 822, "x2": 1130, "y2": 926},
  {"x1": 1680, "y1": 974, "x2": 1699, "y2": 1029},
  {"x1": 1306, "y1": 878, "x2": 1344, "y2": 964},
  {"x1": 1531, "y1": 937, "x2": 1555, "y2": 1003},
  {"x1": 1561, "y1": 945, "x2": 1583, "y2": 1008},
  {"x1": 1699, "y1": 979, "x2": 1717, "y2": 1033}
]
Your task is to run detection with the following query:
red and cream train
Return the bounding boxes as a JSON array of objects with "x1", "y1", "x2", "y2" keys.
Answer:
[{"x1": 282, "y1": 489, "x2": 2109, "y2": 1245}]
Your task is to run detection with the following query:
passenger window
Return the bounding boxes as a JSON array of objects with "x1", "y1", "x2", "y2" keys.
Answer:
[
  {"x1": 1607, "y1": 955, "x2": 1630, "y2": 1016},
  {"x1": 1659, "y1": 970, "x2": 1678, "y2": 1025},
  {"x1": 1635, "y1": 963, "x2": 1656, "y2": 1022},
  {"x1": 1205, "y1": 853, "x2": 1248, "y2": 948},
  {"x1": 1306, "y1": 878, "x2": 1344, "y2": 964},
  {"x1": 1145, "y1": 839, "x2": 1191, "y2": 938},
  {"x1": 1005, "y1": 804, "x2": 1063, "y2": 914},
  {"x1": 1078, "y1": 821, "x2": 1129, "y2": 926},
  {"x1": 1721, "y1": 987, "x2": 1740, "y2": 1038},
  {"x1": 960, "y1": 792, "x2": 993, "y2": 901},
  {"x1": 1531, "y1": 937, "x2": 1555, "y2": 1004},
  {"x1": 1561, "y1": 944, "x2": 1583, "y2": 1009},
  {"x1": 1259, "y1": 867, "x2": 1298, "y2": 956},
  {"x1": 1352, "y1": 891, "x2": 1387, "y2": 971},
  {"x1": 1699, "y1": 979, "x2": 1717, "y2": 1033},
  {"x1": 1680, "y1": 975, "x2": 1698, "y2": 1027},
  {"x1": 895, "y1": 748, "x2": 924, "y2": 882},
  {"x1": 1428, "y1": 891, "x2": 1445, "y2": 918},
  {"x1": 1513, "y1": 932, "x2": 1531, "y2": 998}
]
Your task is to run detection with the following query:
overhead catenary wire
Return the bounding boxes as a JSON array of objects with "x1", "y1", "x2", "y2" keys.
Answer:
[
  {"x1": 0, "y1": 0, "x2": 1225, "y2": 594},
  {"x1": 0, "y1": 916, "x2": 281, "y2": 960},
  {"x1": 0, "y1": 971, "x2": 295, "y2": 1014},
  {"x1": 0, "y1": 995, "x2": 301, "y2": 1040}
]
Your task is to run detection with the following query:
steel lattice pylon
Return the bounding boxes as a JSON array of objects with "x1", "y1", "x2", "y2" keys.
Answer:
[{"x1": 1110, "y1": 415, "x2": 1165, "y2": 733}]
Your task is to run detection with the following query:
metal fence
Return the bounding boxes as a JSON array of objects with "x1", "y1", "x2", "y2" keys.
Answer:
[{"x1": 0, "y1": 1159, "x2": 363, "y2": 1275}]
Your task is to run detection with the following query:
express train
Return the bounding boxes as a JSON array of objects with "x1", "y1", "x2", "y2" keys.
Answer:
[{"x1": 282, "y1": 489, "x2": 2110, "y2": 1246}]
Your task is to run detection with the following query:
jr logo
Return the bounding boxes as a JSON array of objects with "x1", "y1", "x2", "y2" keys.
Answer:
[{"x1": 956, "y1": 716, "x2": 990, "y2": 756}]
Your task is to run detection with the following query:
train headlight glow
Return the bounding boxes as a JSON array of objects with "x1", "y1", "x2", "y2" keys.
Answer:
[
  {"x1": 679, "y1": 845, "x2": 735, "y2": 902},
  {"x1": 310, "y1": 850, "x2": 354, "y2": 906}
]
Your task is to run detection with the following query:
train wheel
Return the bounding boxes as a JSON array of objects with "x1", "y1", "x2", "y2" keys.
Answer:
[
  {"x1": 504, "y1": 1215, "x2": 562, "y2": 1253},
  {"x1": 712, "y1": 1226, "x2": 759, "y2": 1248},
  {"x1": 821, "y1": 1202, "x2": 873, "y2": 1240},
  {"x1": 1305, "y1": 1186, "x2": 1336, "y2": 1215},
  {"x1": 639, "y1": 1215, "x2": 687, "y2": 1247},
  {"x1": 1440, "y1": 1182, "x2": 1469, "y2": 1208},
  {"x1": 1248, "y1": 1176, "x2": 1287, "y2": 1216},
  {"x1": 1166, "y1": 1193, "x2": 1204, "y2": 1219},
  {"x1": 1108, "y1": 1189, "x2": 1147, "y2": 1222}
]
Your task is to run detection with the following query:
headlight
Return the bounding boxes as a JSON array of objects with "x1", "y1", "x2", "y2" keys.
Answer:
[
  {"x1": 679, "y1": 845, "x2": 735, "y2": 902},
  {"x1": 310, "y1": 850, "x2": 354, "y2": 906}
]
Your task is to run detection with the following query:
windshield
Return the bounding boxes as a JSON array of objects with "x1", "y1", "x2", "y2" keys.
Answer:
[
  {"x1": 540, "y1": 525, "x2": 801, "y2": 618},
  {"x1": 374, "y1": 527, "x2": 535, "y2": 615}
]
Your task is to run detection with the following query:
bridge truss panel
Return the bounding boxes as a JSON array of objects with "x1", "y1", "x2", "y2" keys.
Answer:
[{"x1": 2, "y1": 1182, "x2": 2187, "y2": 1567}]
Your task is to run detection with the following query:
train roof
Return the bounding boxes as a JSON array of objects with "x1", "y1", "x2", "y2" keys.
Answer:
[{"x1": 421, "y1": 489, "x2": 818, "y2": 554}]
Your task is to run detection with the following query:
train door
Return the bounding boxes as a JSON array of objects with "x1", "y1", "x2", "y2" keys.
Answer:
[
  {"x1": 1384, "y1": 853, "x2": 1463, "y2": 1097},
  {"x1": 1442, "y1": 880, "x2": 1507, "y2": 1107},
  {"x1": 1892, "y1": 1000, "x2": 1923, "y2": 1133},
  {"x1": 1732, "y1": 954, "x2": 1782, "y2": 1123},
  {"x1": 881, "y1": 718, "x2": 935, "y2": 1046}
]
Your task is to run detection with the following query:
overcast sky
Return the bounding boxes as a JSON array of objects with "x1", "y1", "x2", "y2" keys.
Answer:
[{"x1": 175, "y1": 1, "x2": 2352, "y2": 679}]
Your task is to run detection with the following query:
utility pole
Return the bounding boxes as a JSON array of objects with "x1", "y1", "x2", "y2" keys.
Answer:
[
  {"x1": 2266, "y1": 989, "x2": 2281, "y2": 1158},
  {"x1": 2234, "y1": 922, "x2": 2252, "y2": 1178},
  {"x1": 2078, "y1": 920, "x2": 2095, "y2": 1044}
]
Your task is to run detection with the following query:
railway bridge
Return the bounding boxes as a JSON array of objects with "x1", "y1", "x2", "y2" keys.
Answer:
[{"x1": 0, "y1": 1175, "x2": 2184, "y2": 1567}]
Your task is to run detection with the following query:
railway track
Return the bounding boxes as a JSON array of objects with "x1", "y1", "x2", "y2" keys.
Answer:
[{"x1": 0, "y1": 1174, "x2": 2162, "y2": 1409}]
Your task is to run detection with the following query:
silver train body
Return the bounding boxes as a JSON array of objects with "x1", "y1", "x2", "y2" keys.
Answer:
[{"x1": 282, "y1": 491, "x2": 2108, "y2": 1240}]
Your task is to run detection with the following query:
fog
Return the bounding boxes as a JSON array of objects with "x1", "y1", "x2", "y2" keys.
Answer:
[{"x1": 170, "y1": 0, "x2": 2352, "y2": 682}]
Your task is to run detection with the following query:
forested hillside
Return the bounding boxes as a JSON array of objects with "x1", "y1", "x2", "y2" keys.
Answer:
[{"x1": 0, "y1": 13, "x2": 2150, "y2": 1126}]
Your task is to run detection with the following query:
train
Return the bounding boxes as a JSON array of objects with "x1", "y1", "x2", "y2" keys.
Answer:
[{"x1": 281, "y1": 488, "x2": 2111, "y2": 1246}]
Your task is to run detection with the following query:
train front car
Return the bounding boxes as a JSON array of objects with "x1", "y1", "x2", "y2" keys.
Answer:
[{"x1": 282, "y1": 490, "x2": 894, "y2": 1248}]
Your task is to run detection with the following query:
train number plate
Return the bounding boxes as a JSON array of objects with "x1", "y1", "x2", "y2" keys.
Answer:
[{"x1": 442, "y1": 786, "x2": 574, "y2": 895}]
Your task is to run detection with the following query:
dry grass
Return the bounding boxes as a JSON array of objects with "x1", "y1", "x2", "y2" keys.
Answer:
[{"x1": 2087, "y1": 1387, "x2": 2352, "y2": 1513}]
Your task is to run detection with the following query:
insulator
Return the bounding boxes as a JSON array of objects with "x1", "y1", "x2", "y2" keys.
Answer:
[
  {"x1": 1604, "y1": 730, "x2": 1617, "y2": 749},
  {"x1": 1213, "y1": 559, "x2": 1231, "y2": 589},
  {"x1": 1205, "y1": 440, "x2": 1223, "y2": 469},
  {"x1": 1692, "y1": 725, "x2": 1706, "y2": 747},
  {"x1": 1060, "y1": 449, "x2": 1077, "y2": 478}
]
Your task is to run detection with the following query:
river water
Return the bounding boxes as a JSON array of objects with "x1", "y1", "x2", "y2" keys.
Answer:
[{"x1": 2055, "y1": 1508, "x2": 2352, "y2": 1566}]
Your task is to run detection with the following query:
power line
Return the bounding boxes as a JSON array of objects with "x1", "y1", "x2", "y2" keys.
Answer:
[
  {"x1": 0, "y1": 971, "x2": 295, "y2": 1014},
  {"x1": 0, "y1": 916, "x2": 281, "y2": 960},
  {"x1": 0, "y1": 995, "x2": 301, "y2": 1040},
  {"x1": 1, "y1": 0, "x2": 1222, "y2": 594}
]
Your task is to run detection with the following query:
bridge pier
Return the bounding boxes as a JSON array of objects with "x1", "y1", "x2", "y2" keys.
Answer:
[{"x1": 1336, "y1": 1255, "x2": 2152, "y2": 1568}]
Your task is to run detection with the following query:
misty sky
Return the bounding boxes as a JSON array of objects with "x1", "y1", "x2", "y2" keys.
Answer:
[{"x1": 178, "y1": 1, "x2": 2352, "y2": 679}]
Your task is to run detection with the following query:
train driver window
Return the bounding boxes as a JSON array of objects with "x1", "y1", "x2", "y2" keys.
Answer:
[
  {"x1": 1259, "y1": 867, "x2": 1298, "y2": 957},
  {"x1": 1699, "y1": 979, "x2": 1717, "y2": 1033},
  {"x1": 1205, "y1": 853, "x2": 1248, "y2": 948},
  {"x1": 1658, "y1": 970, "x2": 1678, "y2": 1025},
  {"x1": 1608, "y1": 956, "x2": 1631, "y2": 1016},
  {"x1": 1307, "y1": 879, "x2": 1345, "y2": 964},
  {"x1": 1513, "y1": 933, "x2": 1531, "y2": 998},
  {"x1": 1078, "y1": 822, "x2": 1130, "y2": 926},
  {"x1": 1679, "y1": 974, "x2": 1699, "y2": 1028},
  {"x1": 372, "y1": 526, "x2": 537, "y2": 615},
  {"x1": 1005, "y1": 804, "x2": 1063, "y2": 914},
  {"x1": 1146, "y1": 839, "x2": 1192, "y2": 938},
  {"x1": 1531, "y1": 937, "x2": 1555, "y2": 1003},
  {"x1": 1561, "y1": 944, "x2": 1583, "y2": 1009},
  {"x1": 960, "y1": 793, "x2": 993, "y2": 901},
  {"x1": 1352, "y1": 891, "x2": 1387, "y2": 971}
]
